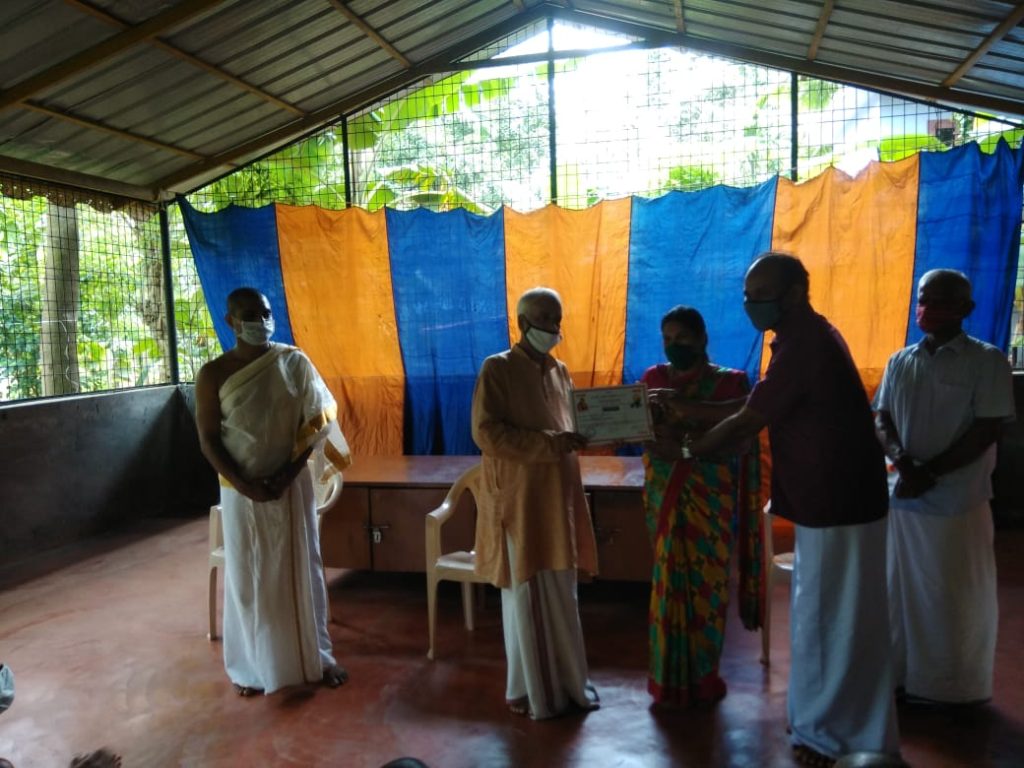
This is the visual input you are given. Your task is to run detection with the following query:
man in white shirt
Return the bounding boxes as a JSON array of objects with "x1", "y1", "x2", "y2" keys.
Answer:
[{"x1": 875, "y1": 269, "x2": 1014, "y2": 704}]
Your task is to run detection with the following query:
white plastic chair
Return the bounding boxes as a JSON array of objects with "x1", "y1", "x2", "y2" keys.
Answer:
[
  {"x1": 760, "y1": 500, "x2": 794, "y2": 665},
  {"x1": 425, "y1": 463, "x2": 488, "y2": 660},
  {"x1": 207, "y1": 462, "x2": 344, "y2": 640}
]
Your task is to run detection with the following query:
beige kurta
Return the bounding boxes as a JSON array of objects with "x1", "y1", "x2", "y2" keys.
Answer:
[{"x1": 471, "y1": 345, "x2": 598, "y2": 588}]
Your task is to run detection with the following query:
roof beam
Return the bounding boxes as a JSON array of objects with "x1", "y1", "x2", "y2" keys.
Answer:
[
  {"x1": 807, "y1": 0, "x2": 834, "y2": 61},
  {"x1": 0, "y1": 155, "x2": 161, "y2": 202},
  {"x1": 0, "y1": 0, "x2": 229, "y2": 111},
  {"x1": 326, "y1": 0, "x2": 411, "y2": 68},
  {"x1": 20, "y1": 102, "x2": 208, "y2": 160},
  {"x1": 942, "y1": 3, "x2": 1024, "y2": 87},
  {"x1": 63, "y1": 0, "x2": 306, "y2": 117},
  {"x1": 673, "y1": 0, "x2": 686, "y2": 34},
  {"x1": 512, "y1": 0, "x2": 525, "y2": 9},
  {"x1": 155, "y1": 4, "x2": 552, "y2": 194}
]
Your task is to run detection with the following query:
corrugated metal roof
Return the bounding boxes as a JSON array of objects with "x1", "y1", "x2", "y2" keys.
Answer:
[{"x1": 0, "y1": 0, "x2": 1021, "y2": 202}]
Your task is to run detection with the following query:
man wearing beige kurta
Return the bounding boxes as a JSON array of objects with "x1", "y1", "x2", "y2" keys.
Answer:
[{"x1": 471, "y1": 287, "x2": 600, "y2": 720}]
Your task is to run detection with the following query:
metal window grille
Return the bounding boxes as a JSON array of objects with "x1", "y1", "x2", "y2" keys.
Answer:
[{"x1": 0, "y1": 176, "x2": 170, "y2": 402}]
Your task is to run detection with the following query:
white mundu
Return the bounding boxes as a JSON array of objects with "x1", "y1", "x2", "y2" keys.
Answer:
[
  {"x1": 876, "y1": 332, "x2": 1014, "y2": 702},
  {"x1": 218, "y1": 343, "x2": 351, "y2": 694}
]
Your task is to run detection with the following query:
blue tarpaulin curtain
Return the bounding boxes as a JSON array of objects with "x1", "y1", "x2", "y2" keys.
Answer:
[
  {"x1": 385, "y1": 207, "x2": 510, "y2": 454},
  {"x1": 179, "y1": 199, "x2": 295, "y2": 349},
  {"x1": 909, "y1": 140, "x2": 1024, "y2": 348},
  {"x1": 623, "y1": 178, "x2": 779, "y2": 386}
]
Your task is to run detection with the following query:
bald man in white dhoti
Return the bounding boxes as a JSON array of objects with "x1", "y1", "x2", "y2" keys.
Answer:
[{"x1": 196, "y1": 287, "x2": 350, "y2": 696}]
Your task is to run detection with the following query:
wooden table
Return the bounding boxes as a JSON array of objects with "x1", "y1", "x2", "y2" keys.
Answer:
[{"x1": 319, "y1": 455, "x2": 653, "y2": 582}]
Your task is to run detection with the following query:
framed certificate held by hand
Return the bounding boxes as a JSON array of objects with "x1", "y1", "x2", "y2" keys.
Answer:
[{"x1": 570, "y1": 383, "x2": 655, "y2": 445}]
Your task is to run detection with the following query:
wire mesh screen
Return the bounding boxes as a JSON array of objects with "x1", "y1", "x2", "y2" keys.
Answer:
[
  {"x1": 344, "y1": 62, "x2": 551, "y2": 213},
  {"x1": 167, "y1": 202, "x2": 218, "y2": 382},
  {"x1": 7, "y1": 22, "x2": 1024, "y2": 401},
  {"x1": 797, "y1": 77, "x2": 1022, "y2": 175},
  {"x1": 0, "y1": 177, "x2": 169, "y2": 402},
  {"x1": 554, "y1": 49, "x2": 792, "y2": 208}
]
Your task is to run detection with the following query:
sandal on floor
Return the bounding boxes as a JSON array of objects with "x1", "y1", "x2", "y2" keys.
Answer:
[{"x1": 233, "y1": 683, "x2": 263, "y2": 697}]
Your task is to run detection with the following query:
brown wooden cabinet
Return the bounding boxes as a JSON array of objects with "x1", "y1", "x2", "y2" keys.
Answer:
[{"x1": 320, "y1": 455, "x2": 652, "y2": 581}]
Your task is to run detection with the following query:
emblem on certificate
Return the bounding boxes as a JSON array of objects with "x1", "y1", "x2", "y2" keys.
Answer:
[{"x1": 570, "y1": 383, "x2": 655, "y2": 444}]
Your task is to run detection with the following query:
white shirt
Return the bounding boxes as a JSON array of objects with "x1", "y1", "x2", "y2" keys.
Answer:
[{"x1": 874, "y1": 333, "x2": 1015, "y2": 515}]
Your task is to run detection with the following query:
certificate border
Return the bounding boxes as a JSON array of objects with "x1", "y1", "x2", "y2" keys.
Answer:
[{"x1": 569, "y1": 383, "x2": 654, "y2": 444}]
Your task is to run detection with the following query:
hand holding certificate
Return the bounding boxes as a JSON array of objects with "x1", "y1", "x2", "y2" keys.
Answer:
[{"x1": 570, "y1": 384, "x2": 655, "y2": 445}]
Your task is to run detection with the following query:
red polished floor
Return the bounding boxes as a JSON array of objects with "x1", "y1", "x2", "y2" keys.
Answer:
[{"x1": 0, "y1": 519, "x2": 1021, "y2": 767}]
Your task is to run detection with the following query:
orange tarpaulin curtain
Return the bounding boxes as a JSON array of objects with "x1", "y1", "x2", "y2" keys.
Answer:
[
  {"x1": 503, "y1": 199, "x2": 632, "y2": 388},
  {"x1": 769, "y1": 156, "x2": 920, "y2": 396},
  {"x1": 276, "y1": 205, "x2": 404, "y2": 456}
]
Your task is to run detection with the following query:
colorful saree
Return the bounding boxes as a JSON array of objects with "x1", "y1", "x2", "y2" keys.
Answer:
[{"x1": 641, "y1": 362, "x2": 762, "y2": 706}]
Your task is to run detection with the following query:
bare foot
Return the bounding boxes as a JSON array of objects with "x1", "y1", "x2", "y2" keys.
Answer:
[
  {"x1": 232, "y1": 683, "x2": 263, "y2": 697},
  {"x1": 69, "y1": 748, "x2": 122, "y2": 768},
  {"x1": 507, "y1": 696, "x2": 530, "y2": 717},
  {"x1": 322, "y1": 664, "x2": 348, "y2": 688}
]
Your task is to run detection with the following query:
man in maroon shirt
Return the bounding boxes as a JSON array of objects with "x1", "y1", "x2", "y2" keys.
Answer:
[{"x1": 670, "y1": 253, "x2": 900, "y2": 765}]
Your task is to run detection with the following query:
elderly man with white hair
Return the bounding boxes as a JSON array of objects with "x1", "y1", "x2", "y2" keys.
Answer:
[
  {"x1": 470, "y1": 287, "x2": 600, "y2": 720},
  {"x1": 875, "y1": 268, "x2": 1014, "y2": 705}
]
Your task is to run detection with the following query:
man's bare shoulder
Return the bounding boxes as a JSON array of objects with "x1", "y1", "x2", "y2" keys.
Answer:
[{"x1": 196, "y1": 352, "x2": 242, "y2": 392}]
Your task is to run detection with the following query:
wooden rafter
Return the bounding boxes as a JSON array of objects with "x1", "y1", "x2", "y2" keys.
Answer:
[
  {"x1": 942, "y1": 3, "x2": 1024, "y2": 87},
  {"x1": 20, "y1": 102, "x2": 207, "y2": 160},
  {"x1": 326, "y1": 0, "x2": 411, "y2": 68},
  {"x1": 807, "y1": 0, "x2": 834, "y2": 61},
  {"x1": 673, "y1": 0, "x2": 686, "y2": 34},
  {"x1": 64, "y1": 0, "x2": 305, "y2": 117},
  {"x1": 0, "y1": 0, "x2": 229, "y2": 112}
]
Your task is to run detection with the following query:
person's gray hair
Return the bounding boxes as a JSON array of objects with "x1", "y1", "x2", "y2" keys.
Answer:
[
  {"x1": 920, "y1": 269, "x2": 972, "y2": 301},
  {"x1": 516, "y1": 287, "x2": 561, "y2": 317}
]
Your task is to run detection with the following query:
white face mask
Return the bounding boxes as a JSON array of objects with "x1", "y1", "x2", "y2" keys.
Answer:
[
  {"x1": 525, "y1": 325, "x2": 560, "y2": 354},
  {"x1": 234, "y1": 317, "x2": 274, "y2": 346}
]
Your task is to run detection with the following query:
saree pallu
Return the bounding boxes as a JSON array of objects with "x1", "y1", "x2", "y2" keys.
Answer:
[{"x1": 641, "y1": 363, "x2": 762, "y2": 705}]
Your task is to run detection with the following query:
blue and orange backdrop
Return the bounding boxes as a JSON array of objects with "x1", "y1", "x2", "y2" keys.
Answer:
[{"x1": 182, "y1": 141, "x2": 1024, "y2": 458}]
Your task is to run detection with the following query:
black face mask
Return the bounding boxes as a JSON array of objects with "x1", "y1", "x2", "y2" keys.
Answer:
[{"x1": 665, "y1": 343, "x2": 700, "y2": 371}]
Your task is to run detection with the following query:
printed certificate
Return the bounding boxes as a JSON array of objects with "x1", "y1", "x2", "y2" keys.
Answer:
[{"x1": 570, "y1": 383, "x2": 654, "y2": 445}]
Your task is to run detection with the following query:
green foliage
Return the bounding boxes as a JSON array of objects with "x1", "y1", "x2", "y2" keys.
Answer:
[
  {"x1": 348, "y1": 71, "x2": 516, "y2": 153},
  {"x1": 978, "y1": 129, "x2": 1024, "y2": 153},
  {"x1": 878, "y1": 134, "x2": 946, "y2": 162},
  {"x1": 664, "y1": 165, "x2": 721, "y2": 192},
  {"x1": 0, "y1": 196, "x2": 45, "y2": 399}
]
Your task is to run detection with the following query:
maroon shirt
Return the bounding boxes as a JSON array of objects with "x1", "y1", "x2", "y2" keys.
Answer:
[{"x1": 747, "y1": 306, "x2": 888, "y2": 528}]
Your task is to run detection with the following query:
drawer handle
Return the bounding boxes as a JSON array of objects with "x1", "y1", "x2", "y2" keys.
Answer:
[{"x1": 364, "y1": 523, "x2": 391, "y2": 544}]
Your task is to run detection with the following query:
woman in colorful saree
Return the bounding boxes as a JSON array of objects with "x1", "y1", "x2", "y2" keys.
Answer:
[{"x1": 640, "y1": 305, "x2": 763, "y2": 707}]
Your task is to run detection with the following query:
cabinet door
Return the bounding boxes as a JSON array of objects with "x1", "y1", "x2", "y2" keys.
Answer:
[
  {"x1": 319, "y1": 486, "x2": 371, "y2": 569},
  {"x1": 591, "y1": 490, "x2": 652, "y2": 582},
  {"x1": 369, "y1": 488, "x2": 477, "y2": 572}
]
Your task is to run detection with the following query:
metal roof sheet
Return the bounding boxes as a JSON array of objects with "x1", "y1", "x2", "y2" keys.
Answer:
[{"x1": 0, "y1": 0, "x2": 1020, "y2": 202}]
